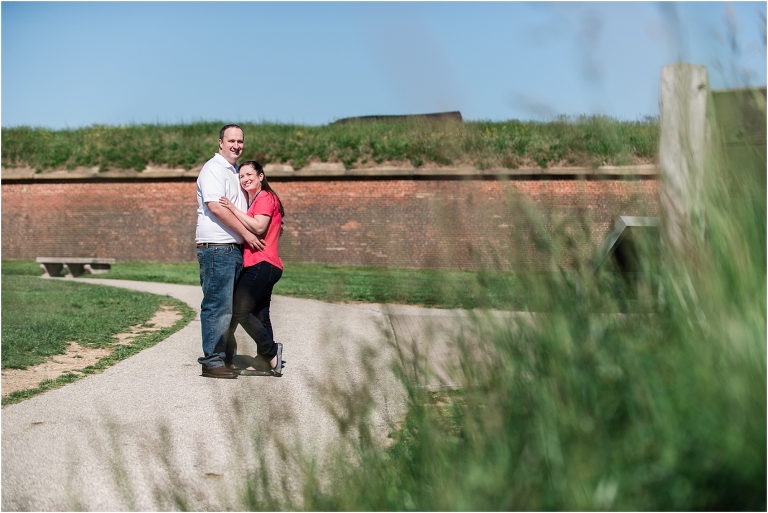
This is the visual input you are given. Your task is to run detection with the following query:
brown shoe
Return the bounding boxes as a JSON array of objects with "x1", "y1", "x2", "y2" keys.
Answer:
[
  {"x1": 225, "y1": 360, "x2": 246, "y2": 371},
  {"x1": 201, "y1": 365, "x2": 239, "y2": 379}
]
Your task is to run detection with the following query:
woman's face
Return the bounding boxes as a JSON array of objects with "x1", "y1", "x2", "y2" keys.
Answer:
[{"x1": 239, "y1": 165, "x2": 263, "y2": 193}]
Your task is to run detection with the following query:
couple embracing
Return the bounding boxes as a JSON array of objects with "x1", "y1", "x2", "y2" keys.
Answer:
[{"x1": 195, "y1": 124, "x2": 285, "y2": 379}]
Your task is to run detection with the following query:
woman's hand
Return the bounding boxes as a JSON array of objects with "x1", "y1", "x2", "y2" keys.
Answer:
[{"x1": 218, "y1": 196, "x2": 234, "y2": 211}]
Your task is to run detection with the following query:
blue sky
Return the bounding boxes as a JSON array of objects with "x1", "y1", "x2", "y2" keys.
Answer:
[{"x1": 2, "y1": 1, "x2": 765, "y2": 129}]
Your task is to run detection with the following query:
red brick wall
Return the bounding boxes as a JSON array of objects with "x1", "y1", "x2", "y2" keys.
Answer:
[{"x1": 2, "y1": 178, "x2": 659, "y2": 270}]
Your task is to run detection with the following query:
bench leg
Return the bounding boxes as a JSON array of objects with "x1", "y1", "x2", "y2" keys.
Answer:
[
  {"x1": 39, "y1": 263, "x2": 64, "y2": 278},
  {"x1": 83, "y1": 264, "x2": 111, "y2": 275},
  {"x1": 63, "y1": 263, "x2": 85, "y2": 278}
]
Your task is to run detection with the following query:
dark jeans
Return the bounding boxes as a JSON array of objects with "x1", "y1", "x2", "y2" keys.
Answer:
[{"x1": 228, "y1": 261, "x2": 282, "y2": 360}]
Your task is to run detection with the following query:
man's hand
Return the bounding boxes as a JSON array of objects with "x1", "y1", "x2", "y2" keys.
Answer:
[{"x1": 243, "y1": 232, "x2": 266, "y2": 251}]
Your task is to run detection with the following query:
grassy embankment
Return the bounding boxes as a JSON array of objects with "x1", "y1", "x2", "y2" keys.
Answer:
[{"x1": 1, "y1": 116, "x2": 658, "y2": 172}]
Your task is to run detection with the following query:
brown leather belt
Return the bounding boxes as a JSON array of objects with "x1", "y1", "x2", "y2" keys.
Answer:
[{"x1": 196, "y1": 243, "x2": 243, "y2": 249}]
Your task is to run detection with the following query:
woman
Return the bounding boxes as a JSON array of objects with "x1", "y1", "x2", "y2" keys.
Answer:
[{"x1": 219, "y1": 161, "x2": 285, "y2": 376}]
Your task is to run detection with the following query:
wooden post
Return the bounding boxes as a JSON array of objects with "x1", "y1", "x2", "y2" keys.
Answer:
[{"x1": 658, "y1": 63, "x2": 713, "y2": 254}]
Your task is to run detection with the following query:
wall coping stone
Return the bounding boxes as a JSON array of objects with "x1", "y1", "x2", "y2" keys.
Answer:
[{"x1": 2, "y1": 164, "x2": 658, "y2": 182}]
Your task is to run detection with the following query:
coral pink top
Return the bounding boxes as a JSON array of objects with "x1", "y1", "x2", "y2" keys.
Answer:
[{"x1": 243, "y1": 191, "x2": 283, "y2": 270}]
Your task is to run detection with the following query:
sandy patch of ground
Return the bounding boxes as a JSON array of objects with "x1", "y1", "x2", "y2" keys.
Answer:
[{"x1": 2, "y1": 306, "x2": 181, "y2": 397}]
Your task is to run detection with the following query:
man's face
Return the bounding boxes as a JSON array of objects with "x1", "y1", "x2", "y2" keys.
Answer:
[{"x1": 218, "y1": 127, "x2": 244, "y2": 165}]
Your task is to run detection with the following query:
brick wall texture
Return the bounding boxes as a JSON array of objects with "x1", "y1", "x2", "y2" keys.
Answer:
[{"x1": 2, "y1": 178, "x2": 659, "y2": 270}]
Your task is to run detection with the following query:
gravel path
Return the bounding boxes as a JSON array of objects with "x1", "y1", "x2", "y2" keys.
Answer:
[{"x1": 2, "y1": 279, "x2": 470, "y2": 511}]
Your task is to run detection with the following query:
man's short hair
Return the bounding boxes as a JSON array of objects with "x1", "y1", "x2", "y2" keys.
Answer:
[{"x1": 219, "y1": 124, "x2": 243, "y2": 140}]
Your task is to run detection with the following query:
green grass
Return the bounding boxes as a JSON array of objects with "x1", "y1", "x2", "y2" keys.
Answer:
[
  {"x1": 4, "y1": 260, "x2": 535, "y2": 310},
  {"x1": 1, "y1": 273, "x2": 195, "y2": 406},
  {"x1": 2, "y1": 259, "x2": 200, "y2": 287},
  {"x1": 0, "y1": 259, "x2": 43, "y2": 276},
  {"x1": 1, "y1": 116, "x2": 659, "y2": 172},
  {"x1": 82, "y1": 260, "x2": 200, "y2": 285},
  {"x1": 277, "y1": 264, "x2": 528, "y2": 310}
]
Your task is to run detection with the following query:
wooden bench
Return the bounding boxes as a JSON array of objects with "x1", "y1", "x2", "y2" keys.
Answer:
[{"x1": 36, "y1": 257, "x2": 116, "y2": 278}]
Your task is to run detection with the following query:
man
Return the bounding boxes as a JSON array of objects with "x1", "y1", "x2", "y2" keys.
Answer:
[{"x1": 195, "y1": 124, "x2": 264, "y2": 379}]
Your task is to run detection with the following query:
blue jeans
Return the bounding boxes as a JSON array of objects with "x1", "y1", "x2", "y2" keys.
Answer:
[
  {"x1": 197, "y1": 245, "x2": 243, "y2": 369},
  {"x1": 228, "y1": 262, "x2": 282, "y2": 360}
]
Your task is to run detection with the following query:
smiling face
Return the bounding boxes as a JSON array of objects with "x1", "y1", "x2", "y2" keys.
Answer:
[
  {"x1": 218, "y1": 126, "x2": 244, "y2": 165},
  {"x1": 239, "y1": 164, "x2": 263, "y2": 195}
]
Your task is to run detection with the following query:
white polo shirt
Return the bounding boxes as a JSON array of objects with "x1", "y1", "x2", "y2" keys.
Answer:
[{"x1": 195, "y1": 153, "x2": 248, "y2": 243}]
